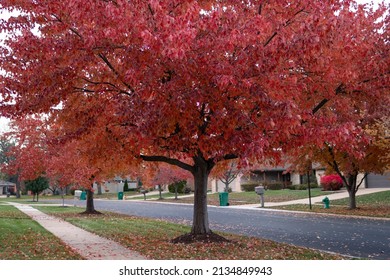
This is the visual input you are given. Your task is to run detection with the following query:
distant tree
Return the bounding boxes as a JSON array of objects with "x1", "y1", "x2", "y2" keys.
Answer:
[
  {"x1": 291, "y1": 119, "x2": 390, "y2": 209},
  {"x1": 1, "y1": 118, "x2": 48, "y2": 198},
  {"x1": 157, "y1": 184, "x2": 163, "y2": 200},
  {"x1": 0, "y1": 136, "x2": 14, "y2": 167},
  {"x1": 123, "y1": 179, "x2": 129, "y2": 192},
  {"x1": 149, "y1": 163, "x2": 191, "y2": 199},
  {"x1": 96, "y1": 181, "x2": 103, "y2": 195},
  {"x1": 217, "y1": 161, "x2": 240, "y2": 193},
  {"x1": 0, "y1": 136, "x2": 16, "y2": 182},
  {"x1": 168, "y1": 180, "x2": 187, "y2": 200},
  {"x1": 25, "y1": 176, "x2": 49, "y2": 202}
]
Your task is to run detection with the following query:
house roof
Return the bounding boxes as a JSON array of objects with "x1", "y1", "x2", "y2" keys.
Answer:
[{"x1": 0, "y1": 180, "x2": 16, "y2": 187}]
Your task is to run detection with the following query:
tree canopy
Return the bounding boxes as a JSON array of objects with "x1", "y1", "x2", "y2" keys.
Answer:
[{"x1": 1, "y1": 0, "x2": 388, "y2": 240}]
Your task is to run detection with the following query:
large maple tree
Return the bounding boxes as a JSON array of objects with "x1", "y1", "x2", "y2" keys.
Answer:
[{"x1": 1, "y1": 0, "x2": 388, "y2": 240}]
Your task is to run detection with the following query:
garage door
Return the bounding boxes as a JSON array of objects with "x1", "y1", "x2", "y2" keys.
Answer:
[{"x1": 366, "y1": 172, "x2": 390, "y2": 188}]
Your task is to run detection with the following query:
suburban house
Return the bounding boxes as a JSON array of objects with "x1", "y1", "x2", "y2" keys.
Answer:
[
  {"x1": 92, "y1": 177, "x2": 138, "y2": 193},
  {"x1": 210, "y1": 167, "x2": 390, "y2": 193},
  {"x1": 0, "y1": 180, "x2": 16, "y2": 195}
]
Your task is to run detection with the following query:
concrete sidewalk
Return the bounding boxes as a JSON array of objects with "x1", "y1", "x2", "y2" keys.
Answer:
[
  {"x1": 7, "y1": 202, "x2": 147, "y2": 260},
  {"x1": 229, "y1": 187, "x2": 387, "y2": 209}
]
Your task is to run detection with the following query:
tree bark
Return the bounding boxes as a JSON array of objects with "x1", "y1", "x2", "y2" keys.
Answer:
[
  {"x1": 142, "y1": 153, "x2": 230, "y2": 242},
  {"x1": 15, "y1": 180, "x2": 21, "y2": 198},
  {"x1": 348, "y1": 189, "x2": 357, "y2": 209},
  {"x1": 82, "y1": 188, "x2": 101, "y2": 214},
  {"x1": 191, "y1": 155, "x2": 213, "y2": 235},
  {"x1": 174, "y1": 185, "x2": 178, "y2": 200},
  {"x1": 347, "y1": 174, "x2": 358, "y2": 210},
  {"x1": 224, "y1": 182, "x2": 229, "y2": 193},
  {"x1": 96, "y1": 181, "x2": 102, "y2": 195},
  {"x1": 158, "y1": 185, "x2": 163, "y2": 199}
]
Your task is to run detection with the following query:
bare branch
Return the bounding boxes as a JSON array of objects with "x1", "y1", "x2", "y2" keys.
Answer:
[{"x1": 97, "y1": 53, "x2": 135, "y2": 93}]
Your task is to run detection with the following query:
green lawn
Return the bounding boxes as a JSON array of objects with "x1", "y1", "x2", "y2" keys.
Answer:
[
  {"x1": 36, "y1": 205, "x2": 344, "y2": 260},
  {"x1": 0, "y1": 205, "x2": 83, "y2": 260},
  {"x1": 272, "y1": 191, "x2": 390, "y2": 218},
  {"x1": 155, "y1": 189, "x2": 335, "y2": 206},
  {"x1": 331, "y1": 190, "x2": 390, "y2": 206},
  {"x1": 127, "y1": 191, "x2": 188, "y2": 200}
]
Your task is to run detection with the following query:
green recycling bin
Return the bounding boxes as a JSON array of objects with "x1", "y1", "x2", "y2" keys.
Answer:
[
  {"x1": 118, "y1": 192, "x2": 124, "y2": 200},
  {"x1": 80, "y1": 191, "x2": 86, "y2": 200},
  {"x1": 219, "y1": 192, "x2": 229, "y2": 206}
]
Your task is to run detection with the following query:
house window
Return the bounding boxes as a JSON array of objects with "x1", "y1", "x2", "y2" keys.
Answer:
[{"x1": 300, "y1": 170, "x2": 317, "y2": 185}]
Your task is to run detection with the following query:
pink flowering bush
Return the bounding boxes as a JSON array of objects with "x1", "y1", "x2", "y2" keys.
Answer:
[{"x1": 320, "y1": 174, "x2": 344, "y2": 191}]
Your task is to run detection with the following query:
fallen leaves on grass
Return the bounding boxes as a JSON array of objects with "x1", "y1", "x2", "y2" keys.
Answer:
[
  {"x1": 40, "y1": 209, "x2": 343, "y2": 260},
  {"x1": 0, "y1": 206, "x2": 83, "y2": 260}
]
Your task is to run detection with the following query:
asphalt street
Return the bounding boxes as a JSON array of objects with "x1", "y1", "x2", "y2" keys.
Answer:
[{"x1": 67, "y1": 199, "x2": 390, "y2": 260}]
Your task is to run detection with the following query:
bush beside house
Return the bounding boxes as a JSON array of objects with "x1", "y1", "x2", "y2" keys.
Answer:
[{"x1": 320, "y1": 174, "x2": 344, "y2": 191}]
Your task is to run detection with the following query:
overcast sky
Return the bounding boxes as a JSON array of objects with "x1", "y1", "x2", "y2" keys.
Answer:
[{"x1": 0, "y1": 0, "x2": 388, "y2": 133}]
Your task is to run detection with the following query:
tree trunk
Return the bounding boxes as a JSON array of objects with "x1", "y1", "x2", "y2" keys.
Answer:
[
  {"x1": 174, "y1": 186, "x2": 178, "y2": 200},
  {"x1": 86, "y1": 189, "x2": 95, "y2": 212},
  {"x1": 15, "y1": 180, "x2": 21, "y2": 198},
  {"x1": 158, "y1": 185, "x2": 163, "y2": 199},
  {"x1": 191, "y1": 156, "x2": 211, "y2": 235},
  {"x1": 141, "y1": 154, "x2": 228, "y2": 243},
  {"x1": 347, "y1": 174, "x2": 358, "y2": 210},
  {"x1": 96, "y1": 182, "x2": 102, "y2": 195},
  {"x1": 224, "y1": 182, "x2": 229, "y2": 193},
  {"x1": 82, "y1": 188, "x2": 101, "y2": 214},
  {"x1": 348, "y1": 189, "x2": 357, "y2": 209}
]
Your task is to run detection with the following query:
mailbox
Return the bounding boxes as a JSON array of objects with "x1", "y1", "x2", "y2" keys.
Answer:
[
  {"x1": 255, "y1": 186, "x2": 265, "y2": 195},
  {"x1": 74, "y1": 190, "x2": 82, "y2": 198}
]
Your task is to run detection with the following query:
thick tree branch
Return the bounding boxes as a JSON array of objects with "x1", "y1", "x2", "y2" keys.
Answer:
[
  {"x1": 140, "y1": 155, "x2": 194, "y2": 173},
  {"x1": 356, "y1": 173, "x2": 367, "y2": 191},
  {"x1": 223, "y1": 154, "x2": 238, "y2": 160},
  {"x1": 312, "y1": 98, "x2": 329, "y2": 115},
  {"x1": 311, "y1": 83, "x2": 345, "y2": 115},
  {"x1": 51, "y1": 14, "x2": 83, "y2": 39},
  {"x1": 264, "y1": 8, "x2": 306, "y2": 47},
  {"x1": 97, "y1": 53, "x2": 135, "y2": 93},
  {"x1": 263, "y1": 32, "x2": 278, "y2": 47},
  {"x1": 82, "y1": 77, "x2": 133, "y2": 97}
]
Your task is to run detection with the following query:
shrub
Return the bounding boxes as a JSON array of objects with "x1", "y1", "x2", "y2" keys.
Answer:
[
  {"x1": 264, "y1": 182, "x2": 284, "y2": 190},
  {"x1": 320, "y1": 175, "x2": 344, "y2": 191},
  {"x1": 183, "y1": 186, "x2": 192, "y2": 194},
  {"x1": 168, "y1": 180, "x2": 187, "y2": 194},
  {"x1": 240, "y1": 182, "x2": 259, "y2": 192}
]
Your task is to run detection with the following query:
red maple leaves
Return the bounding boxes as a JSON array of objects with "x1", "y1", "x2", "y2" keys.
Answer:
[{"x1": 0, "y1": 0, "x2": 388, "y2": 233}]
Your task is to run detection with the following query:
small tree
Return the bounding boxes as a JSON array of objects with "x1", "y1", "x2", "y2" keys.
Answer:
[
  {"x1": 217, "y1": 161, "x2": 240, "y2": 193},
  {"x1": 168, "y1": 180, "x2": 187, "y2": 200},
  {"x1": 123, "y1": 179, "x2": 129, "y2": 192},
  {"x1": 25, "y1": 176, "x2": 49, "y2": 202},
  {"x1": 157, "y1": 184, "x2": 163, "y2": 200}
]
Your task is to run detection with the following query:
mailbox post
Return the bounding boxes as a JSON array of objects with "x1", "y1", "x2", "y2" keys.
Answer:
[
  {"x1": 74, "y1": 190, "x2": 82, "y2": 206},
  {"x1": 255, "y1": 186, "x2": 265, "y2": 207}
]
